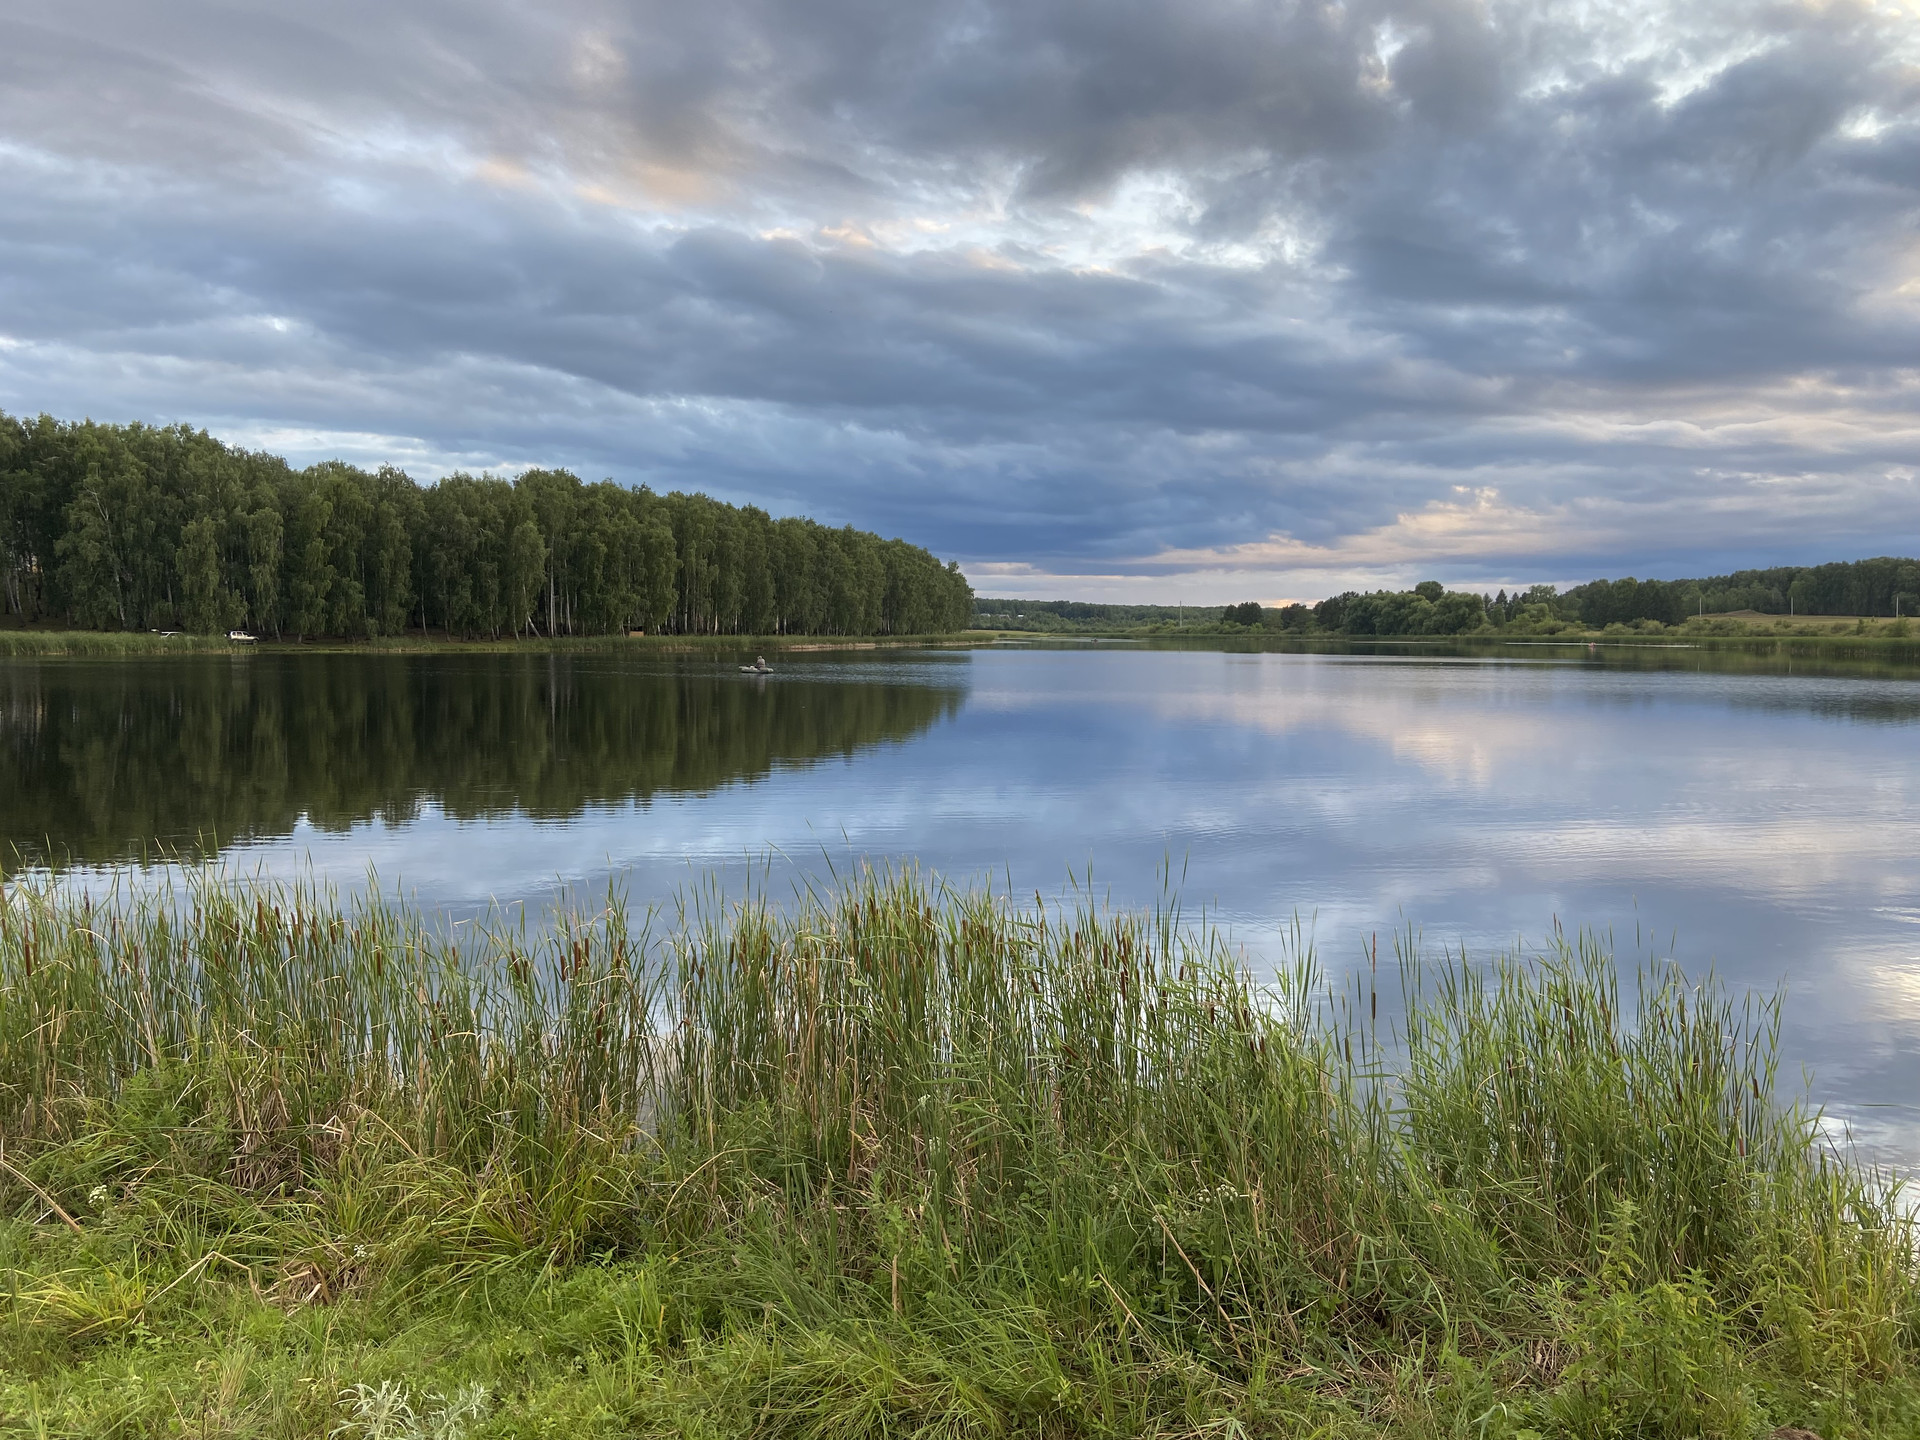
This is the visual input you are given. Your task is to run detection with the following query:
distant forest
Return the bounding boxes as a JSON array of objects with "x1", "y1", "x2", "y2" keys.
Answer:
[
  {"x1": 1534, "y1": 558, "x2": 1920, "y2": 625},
  {"x1": 0, "y1": 414, "x2": 974, "y2": 638},
  {"x1": 971, "y1": 599, "x2": 1230, "y2": 632},
  {"x1": 1307, "y1": 558, "x2": 1920, "y2": 636},
  {"x1": 981, "y1": 557, "x2": 1920, "y2": 638}
]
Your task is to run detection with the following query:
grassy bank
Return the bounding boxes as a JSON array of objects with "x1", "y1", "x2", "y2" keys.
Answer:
[
  {"x1": 2, "y1": 871, "x2": 1916, "y2": 1438},
  {"x1": 0, "y1": 630, "x2": 239, "y2": 657},
  {"x1": 1482, "y1": 614, "x2": 1920, "y2": 647},
  {"x1": 976, "y1": 622, "x2": 1920, "y2": 649},
  {"x1": 0, "y1": 630, "x2": 982, "y2": 659},
  {"x1": 6, "y1": 624, "x2": 1916, "y2": 664}
]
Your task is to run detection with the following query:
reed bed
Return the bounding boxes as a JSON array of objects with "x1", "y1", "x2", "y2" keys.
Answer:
[
  {"x1": 1, "y1": 867, "x2": 1916, "y2": 1438},
  {"x1": 0, "y1": 630, "x2": 238, "y2": 657}
]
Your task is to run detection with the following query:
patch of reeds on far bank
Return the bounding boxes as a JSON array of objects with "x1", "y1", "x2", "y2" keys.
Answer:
[{"x1": 2, "y1": 867, "x2": 1916, "y2": 1439}]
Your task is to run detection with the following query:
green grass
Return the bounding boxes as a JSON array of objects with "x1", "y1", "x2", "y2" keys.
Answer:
[
  {"x1": 0, "y1": 630, "x2": 984, "y2": 658},
  {"x1": 0, "y1": 630, "x2": 242, "y2": 657},
  {"x1": 2, "y1": 868, "x2": 1916, "y2": 1437}
]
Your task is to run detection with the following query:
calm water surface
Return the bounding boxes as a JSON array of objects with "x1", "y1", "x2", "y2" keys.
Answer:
[{"x1": 6, "y1": 643, "x2": 1919, "y2": 1157}]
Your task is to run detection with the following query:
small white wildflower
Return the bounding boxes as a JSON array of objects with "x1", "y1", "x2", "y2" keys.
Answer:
[{"x1": 88, "y1": 1184, "x2": 110, "y2": 1207}]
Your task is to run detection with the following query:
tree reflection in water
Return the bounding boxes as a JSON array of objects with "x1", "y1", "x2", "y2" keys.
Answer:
[{"x1": 0, "y1": 653, "x2": 963, "y2": 873}]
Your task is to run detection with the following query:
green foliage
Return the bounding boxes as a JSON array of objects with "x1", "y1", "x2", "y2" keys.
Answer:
[
  {"x1": 1272, "y1": 562, "x2": 1920, "y2": 640},
  {"x1": 0, "y1": 629, "x2": 233, "y2": 657},
  {"x1": 2, "y1": 867, "x2": 1917, "y2": 1435},
  {"x1": 1548, "y1": 1261, "x2": 1757, "y2": 1439},
  {"x1": 972, "y1": 598, "x2": 1235, "y2": 631},
  {"x1": 1314, "y1": 586, "x2": 1489, "y2": 636},
  {"x1": 0, "y1": 412, "x2": 973, "y2": 640},
  {"x1": 1526, "y1": 560, "x2": 1920, "y2": 628}
]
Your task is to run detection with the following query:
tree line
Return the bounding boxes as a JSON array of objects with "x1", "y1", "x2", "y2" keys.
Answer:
[
  {"x1": 972, "y1": 598, "x2": 1232, "y2": 632},
  {"x1": 1271, "y1": 558, "x2": 1920, "y2": 637},
  {"x1": 0, "y1": 414, "x2": 974, "y2": 638},
  {"x1": 1292, "y1": 582, "x2": 1488, "y2": 636},
  {"x1": 1545, "y1": 558, "x2": 1920, "y2": 627}
]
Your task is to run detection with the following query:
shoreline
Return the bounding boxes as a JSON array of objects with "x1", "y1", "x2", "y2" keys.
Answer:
[
  {"x1": 8, "y1": 623, "x2": 1920, "y2": 661},
  {"x1": 975, "y1": 625, "x2": 1920, "y2": 656},
  {"x1": 0, "y1": 628, "x2": 992, "y2": 658}
]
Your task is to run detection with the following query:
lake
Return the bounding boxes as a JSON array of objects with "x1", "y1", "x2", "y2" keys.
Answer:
[{"x1": 6, "y1": 640, "x2": 1919, "y2": 1160}]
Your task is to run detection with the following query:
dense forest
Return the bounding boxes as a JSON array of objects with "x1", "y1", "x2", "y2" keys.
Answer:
[{"x1": 0, "y1": 414, "x2": 974, "y2": 638}]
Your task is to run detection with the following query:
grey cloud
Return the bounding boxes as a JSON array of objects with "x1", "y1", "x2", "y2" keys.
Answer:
[{"x1": 2, "y1": 0, "x2": 1919, "y2": 589}]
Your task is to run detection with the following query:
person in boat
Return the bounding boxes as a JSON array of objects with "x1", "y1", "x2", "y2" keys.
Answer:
[{"x1": 742, "y1": 655, "x2": 771, "y2": 673}]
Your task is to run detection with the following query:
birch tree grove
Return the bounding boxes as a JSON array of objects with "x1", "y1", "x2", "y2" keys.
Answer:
[{"x1": 0, "y1": 414, "x2": 974, "y2": 638}]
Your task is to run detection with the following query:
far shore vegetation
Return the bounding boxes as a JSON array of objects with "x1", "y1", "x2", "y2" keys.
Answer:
[
  {"x1": 6, "y1": 610, "x2": 1918, "y2": 659},
  {"x1": 0, "y1": 412, "x2": 973, "y2": 643},
  {"x1": 0, "y1": 626, "x2": 982, "y2": 658},
  {"x1": 8, "y1": 410, "x2": 1919, "y2": 658},
  {"x1": 978, "y1": 554, "x2": 1920, "y2": 644},
  {"x1": 5, "y1": 865, "x2": 1918, "y2": 1437}
]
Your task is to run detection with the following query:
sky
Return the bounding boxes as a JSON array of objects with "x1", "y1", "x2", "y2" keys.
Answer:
[{"x1": 2, "y1": 0, "x2": 1917, "y2": 603}]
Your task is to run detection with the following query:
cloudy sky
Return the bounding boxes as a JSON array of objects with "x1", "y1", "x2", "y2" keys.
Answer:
[{"x1": 2, "y1": 0, "x2": 1917, "y2": 600}]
